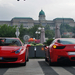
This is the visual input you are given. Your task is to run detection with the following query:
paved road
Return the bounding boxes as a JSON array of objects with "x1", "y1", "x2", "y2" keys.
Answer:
[{"x1": 0, "y1": 59, "x2": 75, "y2": 75}]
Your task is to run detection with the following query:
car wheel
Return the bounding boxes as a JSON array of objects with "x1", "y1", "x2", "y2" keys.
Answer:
[
  {"x1": 27, "y1": 56, "x2": 29, "y2": 62},
  {"x1": 48, "y1": 56, "x2": 56, "y2": 66},
  {"x1": 49, "y1": 57, "x2": 53, "y2": 66},
  {"x1": 45, "y1": 57, "x2": 48, "y2": 62},
  {"x1": 48, "y1": 52, "x2": 54, "y2": 66}
]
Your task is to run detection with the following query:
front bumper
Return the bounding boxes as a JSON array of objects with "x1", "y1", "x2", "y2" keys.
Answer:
[
  {"x1": 0, "y1": 58, "x2": 18, "y2": 62},
  {"x1": 0, "y1": 53, "x2": 25, "y2": 63},
  {"x1": 50, "y1": 49, "x2": 75, "y2": 62},
  {"x1": 57, "y1": 57, "x2": 70, "y2": 62}
]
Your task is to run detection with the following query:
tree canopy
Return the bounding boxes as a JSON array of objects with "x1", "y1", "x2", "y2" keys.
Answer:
[
  {"x1": 0, "y1": 24, "x2": 16, "y2": 37},
  {"x1": 0, "y1": 24, "x2": 55, "y2": 42},
  {"x1": 60, "y1": 24, "x2": 74, "y2": 37}
]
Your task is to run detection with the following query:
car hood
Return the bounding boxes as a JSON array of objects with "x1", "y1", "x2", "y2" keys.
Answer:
[{"x1": 0, "y1": 46, "x2": 21, "y2": 53}]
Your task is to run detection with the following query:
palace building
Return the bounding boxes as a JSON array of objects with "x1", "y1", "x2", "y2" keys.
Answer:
[{"x1": 0, "y1": 10, "x2": 75, "y2": 29}]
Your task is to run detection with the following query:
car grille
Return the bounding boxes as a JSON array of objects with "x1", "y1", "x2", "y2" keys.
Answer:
[
  {"x1": 71, "y1": 57, "x2": 75, "y2": 60},
  {"x1": 57, "y1": 57, "x2": 70, "y2": 62},
  {"x1": 0, "y1": 58, "x2": 18, "y2": 62},
  {"x1": 56, "y1": 46, "x2": 65, "y2": 49}
]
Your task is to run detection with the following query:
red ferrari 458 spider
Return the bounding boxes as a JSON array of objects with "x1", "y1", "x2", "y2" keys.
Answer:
[
  {"x1": 45, "y1": 38, "x2": 75, "y2": 66},
  {"x1": 0, "y1": 37, "x2": 30, "y2": 66}
]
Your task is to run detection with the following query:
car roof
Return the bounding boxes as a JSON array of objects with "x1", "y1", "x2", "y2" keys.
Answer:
[
  {"x1": 55, "y1": 38, "x2": 75, "y2": 41},
  {"x1": 0, "y1": 37, "x2": 20, "y2": 40},
  {"x1": 56, "y1": 38, "x2": 75, "y2": 40}
]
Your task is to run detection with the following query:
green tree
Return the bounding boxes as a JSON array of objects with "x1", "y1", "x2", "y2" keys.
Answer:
[
  {"x1": 60, "y1": 24, "x2": 73, "y2": 36},
  {"x1": 28, "y1": 25, "x2": 42, "y2": 38},
  {"x1": 72, "y1": 26, "x2": 75, "y2": 33},
  {"x1": 44, "y1": 38, "x2": 54, "y2": 46},
  {"x1": 45, "y1": 25, "x2": 50, "y2": 30},
  {"x1": 19, "y1": 24, "x2": 28, "y2": 41},
  {"x1": 45, "y1": 30, "x2": 55, "y2": 39},
  {"x1": 0, "y1": 24, "x2": 16, "y2": 37},
  {"x1": 0, "y1": 24, "x2": 55, "y2": 42},
  {"x1": 19, "y1": 24, "x2": 42, "y2": 41},
  {"x1": 60, "y1": 24, "x2": 67, "y2": 35}
]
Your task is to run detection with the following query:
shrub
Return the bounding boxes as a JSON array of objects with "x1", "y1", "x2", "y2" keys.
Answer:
[
  {"x1": 30, "y1": 43, "x2": 43, "y2": 46},
  {"x1": 36, "y1": 43, "x2": 43, "y2": 46},
  {"x1": 44, "y1": 38, "x2": 54, "y2": 46}
]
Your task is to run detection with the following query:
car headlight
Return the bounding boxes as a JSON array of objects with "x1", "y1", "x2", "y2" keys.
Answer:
[
  {"x1": 15, "y1": 47, "x2": 22, "y2": 54},
  {"x1": 53, "y1": 45, "x2": 57, "y2": 49}
]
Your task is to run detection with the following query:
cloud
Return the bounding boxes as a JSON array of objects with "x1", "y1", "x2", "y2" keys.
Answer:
[
  {"x1": 0, "y1": 0, "x2": 14, "y2": 7},
  {"x1": 0, "y1": 0, "x2": 75, "y2": 20}
]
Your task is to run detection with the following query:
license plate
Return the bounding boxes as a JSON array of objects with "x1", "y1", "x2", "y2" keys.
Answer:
[
  {"x1": 0, "y1": 57, "x2": 2, "y2": 60},
  {"x1": 68, "y1": 52, "x2": 75, "y2": 55}
]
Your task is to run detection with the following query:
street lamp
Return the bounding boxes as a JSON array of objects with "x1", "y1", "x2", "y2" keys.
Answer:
[
  {"x1": 38, "y1": 27, "x2": 44, "y2": 30},
  {"x1": 35, "y1": 31, "x2": 40, "y2": 39},
  {"x1": 15, "y1": 27, "x2": 20, "y2": 38},
  {"x1": 38, "y1": 27, "x2": 42, "y2": 30}
]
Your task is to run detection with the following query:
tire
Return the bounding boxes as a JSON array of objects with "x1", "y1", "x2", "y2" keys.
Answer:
[
  {"x1": 49, "y1": 57, "x2": 54, "y2": 66},
  {"x1": 27, "y1": 56, "x2": 29, "y2": 62},
  {"x1": 45, "y1": 57, "x2": 48, "y2": 62},
  {"x1": 48, "y1": 55, "x2": 56, "y2": 66},
  {"x1": 48, "y1": 51, "x2": 54, "y2": 66}
]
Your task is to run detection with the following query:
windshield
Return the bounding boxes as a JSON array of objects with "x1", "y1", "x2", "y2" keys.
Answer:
[
  {"x1": 0, "y1": 38, "x2": 22, "y2": 46},
  {"x1": 57, "y1": 39, "x2": 75, "y2": 44}
]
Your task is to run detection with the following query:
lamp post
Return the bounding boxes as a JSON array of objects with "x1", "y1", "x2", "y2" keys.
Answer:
[
  {"x1": 35, "y1": 31, "x2": 40, "y2": 39},
  {"x1": 15, "y1": 27, "x2": 20, "y2": 38}
]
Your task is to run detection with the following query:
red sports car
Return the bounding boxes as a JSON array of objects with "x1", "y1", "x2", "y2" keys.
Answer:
[
  {"x1": 0, "y1": 37, "x2": 30, "y2": 66},
  {"x1": 45, "y1": 38, "x2": 75, "y2": 66}
]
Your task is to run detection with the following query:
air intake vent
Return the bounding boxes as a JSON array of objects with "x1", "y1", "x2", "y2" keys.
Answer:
[
  {"x1": 56, "y1": 46, "x2": 65, "y2": 49},
  {"x1": 71, "y1": 57, "x2": 75, "y2": 60}
]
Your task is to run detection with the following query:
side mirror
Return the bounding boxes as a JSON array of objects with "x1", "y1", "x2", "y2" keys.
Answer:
[{"x1": 27, "y1": 44, "x2": 31, "y2": 47}]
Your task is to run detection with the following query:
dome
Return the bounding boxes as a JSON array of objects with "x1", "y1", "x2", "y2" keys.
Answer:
[{"x1": 39, "y1": 10, "x2": 45, "y2": 16}]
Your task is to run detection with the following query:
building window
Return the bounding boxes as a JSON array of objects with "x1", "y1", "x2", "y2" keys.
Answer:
[{"x1": 42, "y1": 23, "x2": 46, "y2": 26}]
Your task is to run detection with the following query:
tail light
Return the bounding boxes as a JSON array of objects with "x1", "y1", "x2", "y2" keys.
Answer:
[{"x1": 53, "y1": 45, "x2": 65, "y2": 49}]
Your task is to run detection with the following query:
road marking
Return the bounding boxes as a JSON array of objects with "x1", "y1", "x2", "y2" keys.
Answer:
[
  {"x1": 51, "y1": 67, "x2": 73, "y2": 75},
  {"x1": 2, "y1": 59, "x2": 75, "y2": 75},
  {"x1": 63, "y1": 66, "x2": 75, "y2": 75},
  {"x1": 38, "y1": 61, "x2": 58, "y2": 75},
  {"x1": 4, "y1": 59, "x2": 44, "y2": 75}
]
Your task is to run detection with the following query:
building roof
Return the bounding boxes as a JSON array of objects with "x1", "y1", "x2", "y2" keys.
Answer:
[
  {"x1": 53, "y1": 18, "x2": 73, "y2": 20},
  {"x1": 12, "y1": 17, "x2": 33, "y2": 20},
  {"x1": 39, "y1": 10, "x2": 45, "y2": 16}
]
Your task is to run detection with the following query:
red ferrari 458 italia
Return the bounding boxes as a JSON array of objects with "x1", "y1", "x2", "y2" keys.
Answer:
[
  {"x1": 45, "y1": 38, "x2": 75, "y2": 66},
  {"x1": 0, "y1": 37, "x2": 30, "y2": 66}
]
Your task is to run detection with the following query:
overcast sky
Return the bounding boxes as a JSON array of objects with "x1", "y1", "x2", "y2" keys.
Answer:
[{"x1": 0, "y1": 0, "x2": 75, "y2": 21}]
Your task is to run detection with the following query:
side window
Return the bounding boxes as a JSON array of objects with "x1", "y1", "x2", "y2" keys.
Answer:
[
  {"x1": 5, "y1": 39, "x2": 22, "y2": 46},
  {"x1": 14, "y1": 40, "x2": 22, "y2": 46}
]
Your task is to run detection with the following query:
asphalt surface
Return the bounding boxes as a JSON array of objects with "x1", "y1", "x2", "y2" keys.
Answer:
[{"x1": 0, "y1": 59, "x2": 75, "y2": 75}]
